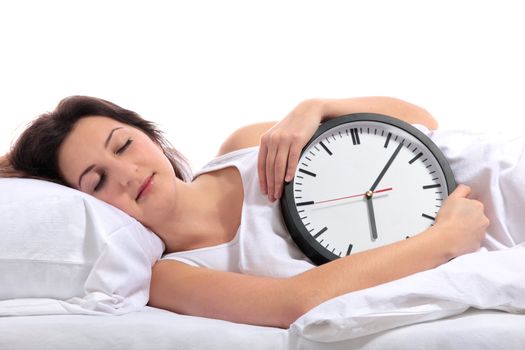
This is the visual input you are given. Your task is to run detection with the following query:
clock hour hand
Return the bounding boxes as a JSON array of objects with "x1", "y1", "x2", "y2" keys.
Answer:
[
  {"x1": 365, "y1": 191, "x2": 378, "y2": 240},
  {"x1": 369, "y1": 141, "x2": 404, "y2": 192}
]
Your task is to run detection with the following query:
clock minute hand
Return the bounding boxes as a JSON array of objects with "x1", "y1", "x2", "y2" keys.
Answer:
[{"x1": 369, "y1": 141, "x2": 404, "y2": 192}]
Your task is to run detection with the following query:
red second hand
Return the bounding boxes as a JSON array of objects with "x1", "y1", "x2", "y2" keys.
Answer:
[{"x1": 315, "y1": 187, "x2": 393, "y2": 204}]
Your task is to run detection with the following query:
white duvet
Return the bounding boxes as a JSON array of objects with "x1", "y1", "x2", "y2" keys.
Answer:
[
  {"x1": 292, "y1": 243, "x2": 525, "y2": 341},
  {"x1": 293, "y1": 126, "x2": 525, "y2": 342}
]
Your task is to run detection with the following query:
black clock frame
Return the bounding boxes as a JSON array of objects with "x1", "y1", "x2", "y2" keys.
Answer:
[{"x1": 280, "y1": 113, "x2": 457, "y2": 265}]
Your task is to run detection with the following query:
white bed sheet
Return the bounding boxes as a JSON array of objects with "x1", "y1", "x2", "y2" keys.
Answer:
[
  {"x1": 0, "y1": 306, "x2": 287, "y2": 350},
  {"x1": 294, "y1": 309, "x2": 525, "y2": 350},
  {"x1": 1, "y1": 306, "x2": 523, "y2": 350}
]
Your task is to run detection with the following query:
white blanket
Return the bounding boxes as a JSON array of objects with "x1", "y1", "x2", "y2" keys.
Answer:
[
  {"x1": 292, "y1": 243, "x2": 525, "y2": 341},
  {"x1": 291, "y1": 127, "x2": 525, "y2": 341}
]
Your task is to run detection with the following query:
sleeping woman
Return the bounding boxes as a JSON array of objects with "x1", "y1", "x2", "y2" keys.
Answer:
[{"x1": 3, "y1": 95, "x2": 520, "y2": 328}]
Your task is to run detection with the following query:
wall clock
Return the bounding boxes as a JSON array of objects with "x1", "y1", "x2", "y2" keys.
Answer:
[{"x1": 280, "y1": 113, "x2": 456, "y2": 265}]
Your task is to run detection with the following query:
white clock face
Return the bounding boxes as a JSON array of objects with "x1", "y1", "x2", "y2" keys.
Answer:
[{"x1": 292, "y1": 120, "x2": 450, "y2": 258}]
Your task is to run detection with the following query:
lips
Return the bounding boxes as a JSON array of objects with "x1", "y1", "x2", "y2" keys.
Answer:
[{"x1": 136, "y1": 173, "x2": 155, "y2": 201}]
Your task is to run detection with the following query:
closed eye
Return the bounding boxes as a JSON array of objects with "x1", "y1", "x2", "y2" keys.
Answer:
[
  {"x1": 93, "y1": 139, "x2": 132, "y2": 192},
  {"x1": 94, "y1": 172, "x2": 107, "y2": 192},
  {"x1": 116, "y1": 139, "x2": 133, "y2": 154}
]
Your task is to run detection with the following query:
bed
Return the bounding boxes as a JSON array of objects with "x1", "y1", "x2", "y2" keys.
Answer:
[
  {"x1": 1, "y1": 308, "x2": 524, "y2": 350},
  {"x1": 1, "y1": 178, "x2": 524, "y2": 350}
]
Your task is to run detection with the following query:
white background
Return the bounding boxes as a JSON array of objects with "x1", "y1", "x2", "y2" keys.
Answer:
[{"x1": 1, "y1": 0, "x2": 524, "y2": 171}]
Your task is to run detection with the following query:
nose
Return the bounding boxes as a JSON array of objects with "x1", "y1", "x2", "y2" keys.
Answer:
[{"x1": 113, "y1": 160, "x2": 139, "y2": 189}]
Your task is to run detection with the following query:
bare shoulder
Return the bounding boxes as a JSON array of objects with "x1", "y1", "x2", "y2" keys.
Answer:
[{"x1": 217, "y1": 122, "x2": 277, "y2": 156}]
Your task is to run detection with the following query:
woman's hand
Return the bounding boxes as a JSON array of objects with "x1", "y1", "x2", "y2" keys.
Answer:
[
  {"x1": 258, "y1": 99, "x2": 325, "y2": 202},
  {"x1": 431, "y1": 184, "x2": 489, "y2": 258},
  {"x1": 257, "y1": 96, "x2": 439, "y2": 202}
]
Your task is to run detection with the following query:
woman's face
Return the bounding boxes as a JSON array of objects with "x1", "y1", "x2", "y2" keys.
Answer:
[{"x1": 58, "y1": 116, "x2": 178, "y2": 227}]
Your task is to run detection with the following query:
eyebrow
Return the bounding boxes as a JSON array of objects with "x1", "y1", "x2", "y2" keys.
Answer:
[{"x1": 77, "y1": 127, "x2": 123, "y2": 188}]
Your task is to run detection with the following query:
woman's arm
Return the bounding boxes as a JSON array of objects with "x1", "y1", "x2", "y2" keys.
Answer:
[
  {"x1": 150, "y1": 98, "x2": 486, "y2": 328},
  {"x1": 149, "y1": 184, "x2": 487, "y2": 328},
  {"x1": 319, "y1": 96, "x2": 438, "y2": 129},
  {"x1": 258, "y1": 97, "x2": 438, "y2": 202},
  {"x1": 217, "y1": 122, "x2": 277, "y2": 156}
]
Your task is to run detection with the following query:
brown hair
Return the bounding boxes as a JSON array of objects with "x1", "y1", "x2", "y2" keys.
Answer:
[{"x1": 0, "y1": 96, "x2": 192, "y2": 185}]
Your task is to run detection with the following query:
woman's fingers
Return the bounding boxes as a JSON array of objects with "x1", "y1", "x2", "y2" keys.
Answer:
[
  {"x1": 257, "y1": 141, "x2": 269, "y2": 195},
  {"x1": 449, "y1": 184, "x2": 472, "y2": 198},
  {"x1": 272, "y1": 144, "x2": 291, "y2": 200},
  {"x1": 257, "y1": 99, "x2": 325, "y2": 201},
  {"x1": 435, "y1": 183, "x2": 488, "y2": 256},
  {"x1": 264, "y1": 136, "x2": 279, "y2": 201},
  {"x1": 285, "y1": 143, "x2": 302, "y2": 182},
  {"x1": 258, "y1": 131, "x2": 295, "y2": 201}
]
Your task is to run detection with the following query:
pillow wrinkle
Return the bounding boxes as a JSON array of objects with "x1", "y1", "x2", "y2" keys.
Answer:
[{"x1": 0, "y1": 178, "x2": 164, "y2": 316}]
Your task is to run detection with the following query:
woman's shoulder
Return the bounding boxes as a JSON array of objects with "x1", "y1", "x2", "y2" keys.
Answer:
[
  {"x1": 192, "y1": 146, "x2": 259, "y2": 181},
  {"x1": 217, "y1": 122, "x2": 277, "y2": 156}
]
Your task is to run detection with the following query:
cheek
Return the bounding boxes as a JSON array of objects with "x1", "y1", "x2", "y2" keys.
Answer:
[
  {"x1": 138, "y1": 138, "x2": 171, "y2": 165},
  {"x1": 97, "y1": 192, "x2": 136, "y2": 216}
]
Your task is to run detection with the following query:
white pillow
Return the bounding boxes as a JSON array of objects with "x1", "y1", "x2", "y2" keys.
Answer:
[{"x1": 0, "y1": 178, "x2": 164, "y2": 316}]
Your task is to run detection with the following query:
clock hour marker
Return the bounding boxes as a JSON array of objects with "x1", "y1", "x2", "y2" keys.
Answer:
[
  {"x1": 299, "y1": 168, "x2": 316, "y2": 177},
  {"x1": 319, "y1": 141, "x2": 333, "y2": 155},
  {"x1": 350, "y1": 128, "x2": 360, "y2": 145},
  {"x1": 296, "y1": 201, "x2": 314, "y2": 206},
  {"x1": 409, "y1": 152, "x2": 423, "y2": 164},
  {"x1": 423, "y1": 184, "x2": 441, "y2": 190},
  {"x1": 384, "y1": 132, "x2": 392, "y2": 148},
  {"x1": 422, "y1": 213, "x2": 436, "y2": 221},
  {"x1": 346, "y1": 244, "x2": 353, "y2": 256},
  {"x1": 314, "y1": 226, "x2": 328, "y2": 238}
]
